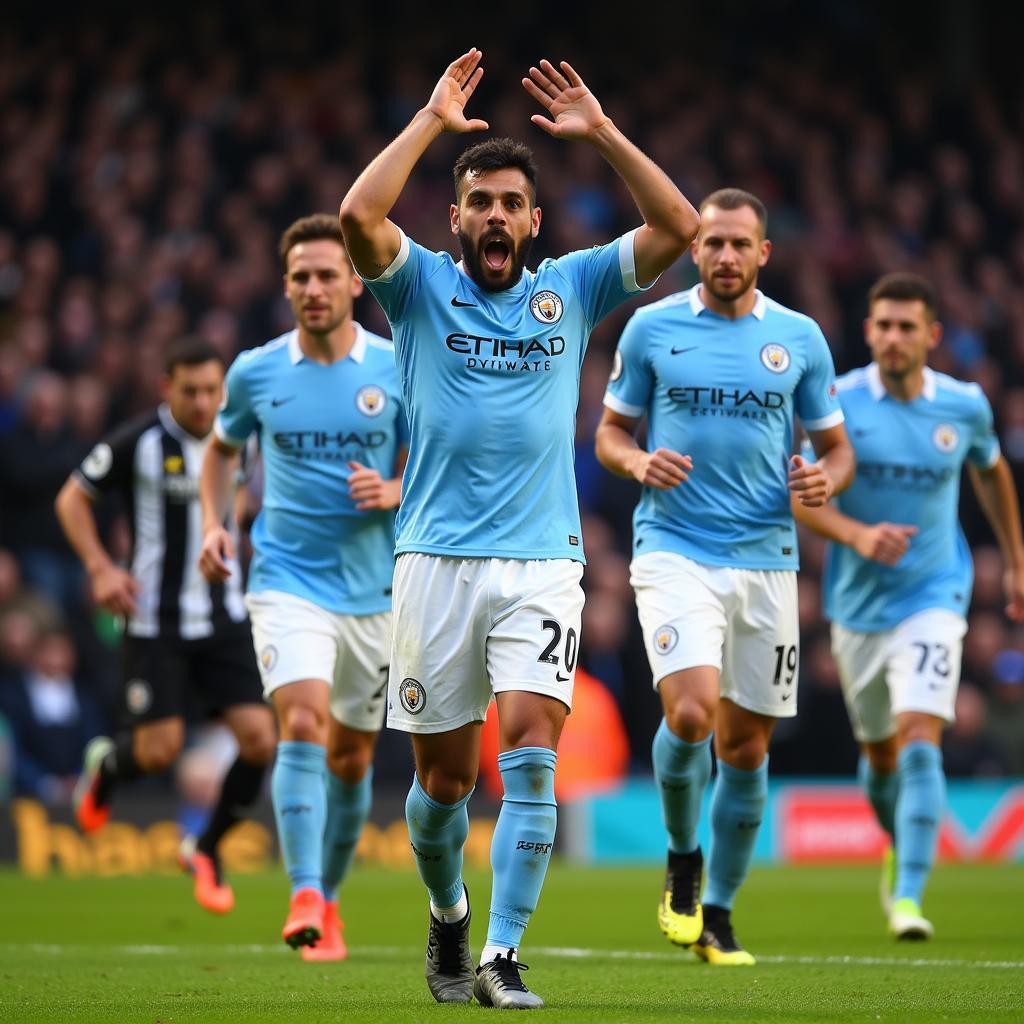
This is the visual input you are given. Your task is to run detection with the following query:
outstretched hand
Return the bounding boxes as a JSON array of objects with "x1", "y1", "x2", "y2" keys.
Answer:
[
  {"x1": 522, "y1": 59, "x2": 609, "y2": 140},
  {"x1": 425, "y1": 48, "x2": 490, "y2": 134}
]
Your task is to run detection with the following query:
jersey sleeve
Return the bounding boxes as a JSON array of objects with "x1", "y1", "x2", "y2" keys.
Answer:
[
  {"x1": 966, "y1": 387, "x2": 1001, "y2": 469},
  {"x1": 358, "y1": 230, "x2": 441, "y2": 325},
  {"x1": 603, "y1": 310, "x2": 654, "y2": 418},
  {"x1": 794, "y1": 323, "x2": 844, "y2": 431},
  {"x1": 215, "y1": 356, "x2": 259, "y2": 447},
  {"x1": 556, "y1": 229, "x2": 655, "y2": 331},
  {"x1": 73, "y1": 420, "x2": 141, "y2": 499}
]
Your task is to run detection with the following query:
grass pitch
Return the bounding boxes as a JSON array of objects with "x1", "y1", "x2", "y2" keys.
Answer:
[{"x1": 1, "y1": 862, "x2": 1022, "y2": 1023}]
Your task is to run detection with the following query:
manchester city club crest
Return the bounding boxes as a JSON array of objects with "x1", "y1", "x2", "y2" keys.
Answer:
[
  {"x1": 760, "y1": 343, "x2": 791, "y2": 373},
  {"x1": 399, "y1": 677, "x2": 426, "y2": 715},
  {"x1": 654, "y1": 624, "x2": 679, "y2": 655},
  {"x1": 260, "y1": 645, "x2": 278, "y2": 672},
  {"x1": 530, "y1": 290, "x2": 564, "y2": 324},
  {"x1": 933, "y1": 423, "x2": 959, "y2": 453},
  {"x1": 356, "y1": 384, "x2": 387, "y2": 417}
]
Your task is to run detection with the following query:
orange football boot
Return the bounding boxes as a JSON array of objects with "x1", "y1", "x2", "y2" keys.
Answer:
[
  {"x1": 180, "y1": 840, "x2": 235, "y2": 915},
  {"x1": 73, "y1": 737, "x2": 114, "y2": 833},
  {"x1": 283, "y1": 887, "x2": 324, "y2": 949},
  {"x1": 301, "y1": 900, "x2": 347, "y2": 962}
]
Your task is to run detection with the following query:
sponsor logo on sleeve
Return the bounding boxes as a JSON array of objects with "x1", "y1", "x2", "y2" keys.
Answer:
[
  {"x1": 82, "y1": 443, "x2": 113, "y2": 480},
  {"x1": 610, "y1": 349, "x2": 623, "y2": 383}
]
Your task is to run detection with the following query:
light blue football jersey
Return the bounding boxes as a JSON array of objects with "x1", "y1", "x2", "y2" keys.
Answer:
[
  {"x1": 822, "y1": 363, "x2": 999, "y2": 632},
  {"x1": 604, "y1": 287, "x2": 843, "y2": 570},
  {"x1": 360, "y1": 228, "x2": 651, "y2": 562},
  {"x1": 215, "y1": 326, "x2": 408, "y2": 614}
]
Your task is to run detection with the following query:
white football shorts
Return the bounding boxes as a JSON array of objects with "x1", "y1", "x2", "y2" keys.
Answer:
[
  {"x1": 245, "y1": 590, "x2": 391, "y2": 733},
  {"x1": 387, "y1": 553, "x2": 585, "y2": 734},
  {"x1": 830, "y1": 608, "x2": 966, "y2": 742},
  {"x1": 631, "y1": 550, "x2": 800, "y2": 718}
]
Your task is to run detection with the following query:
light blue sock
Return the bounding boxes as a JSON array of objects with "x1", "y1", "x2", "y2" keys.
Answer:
[
  {"x1": 652, "y1": 719, "x2": 712, "y2": 854},
  {"x1": 321, "y1": 768, "x2": 373, "y2": 902},
  {"x1": 894, "y1": 741, "x2": 945, "y2": 903},
  {"x1": 486, "y1": 747, "x2": 558, "y2": 951},
  {"x1": 405, "y1": 774, "x2": 471, "y2": 910},
  {"x1": 703, "y1": 757, "x2": 768, "y2": 911},
  {"x1": 271, "y1": 741, "x2": 327, "y2": 895},
  {"x1": 858, "y1": 755, "x2": 897, "y2": 841}
]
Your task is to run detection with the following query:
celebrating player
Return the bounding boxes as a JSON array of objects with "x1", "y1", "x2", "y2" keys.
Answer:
[
  {"x1": 199, "y1": 214, "x2": 407, "y2": 960},
  {"x1": 597, "y1": 189, "x2": 854, "y2": 964},
  {"x1": 793, "y1": 272, "x2": 1024, "y2": 939},
  {"x1": 340, "y1": 49, "x2": 698, "y2": 1008},
  {"x1": 58, "y1": 337, "x2": 277, "y2": 914}
]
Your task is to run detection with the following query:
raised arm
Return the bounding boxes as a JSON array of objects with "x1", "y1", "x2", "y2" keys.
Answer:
[
  {"x1": 968, "y1": 455, "x2": 1024, "y2": 621},
  {"x1": 198, "y1": 437, "x2": 241, "y2": 583},
  {"x1": 339, "y1": 49, "x2": 489, "y2": 280},
  {"x1": 595, "y1": 407, "x2": 692, "y2": 488},
  {"x1": 522, "y1": 59, "x2": 699, "y2": 286},
  {"x1": 55, "y1": 477, "x2": 139, "y2": 617}
]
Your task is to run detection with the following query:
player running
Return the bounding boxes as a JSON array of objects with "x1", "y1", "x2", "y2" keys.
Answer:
[
  {"x1": 58, "y1": 336, "x2": 276, "y2": 915},
  {"x1": 340, "y1": 49, "x2": 698, "y2": 1008},
  {"x1": 597, "y1": 188, "x2": 854, "y2": 965},
  {"x1": 793, "y1": 272, "x2": 1024, "y2": 939},
  {"x1": 199, "y1": 214, "x2": 407, "y2": 961}
]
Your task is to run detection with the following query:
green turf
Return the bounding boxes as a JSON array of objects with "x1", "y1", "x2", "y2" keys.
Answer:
[{"x1": 1, "y1": 862, "x2": 1022, "y2": 1023}]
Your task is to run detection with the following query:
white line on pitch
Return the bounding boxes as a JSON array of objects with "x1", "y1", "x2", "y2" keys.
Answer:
[{"x1": 6, "y1": 943, "x2": 1022, "y2": 970}]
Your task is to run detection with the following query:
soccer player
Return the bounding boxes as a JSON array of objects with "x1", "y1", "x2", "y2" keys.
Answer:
[
  {"x1": 57, "y1": 336, "x2": 276, "y2": 915},
  {"x1": 340, "y1": 50, "x2": 698, "y2": 1008},
  {"x1": 198, "y1": 214, "x2": 407, "y2": 961},
  {"x1": 793, "y1": 272, "x2": 1024, "y2": 939},
  {"x1": 597, "y1": 188, "x2": 854, "y2": 965}
]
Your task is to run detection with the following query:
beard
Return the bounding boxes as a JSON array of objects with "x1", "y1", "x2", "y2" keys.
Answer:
[
  {"x1": 703, "y1": 267, "x2": 758, "y2": 304},
  {"x1": 458, "y1": 229, "x2": 533, "y2": 293}
]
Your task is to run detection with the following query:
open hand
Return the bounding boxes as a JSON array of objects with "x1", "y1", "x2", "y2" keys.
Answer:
[
  {"x1": 426, "y1": 48, "x2": 490, "y2": 134},
  {"x1": 522, "y1": 59, "x2": 609, "y2": 140}
]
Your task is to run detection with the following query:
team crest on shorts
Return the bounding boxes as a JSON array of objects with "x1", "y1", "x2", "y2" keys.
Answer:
[
  {"x1": 399, "y1": 677, "x2": 426, "y2": 715},
  {"x1": 610, "y1": 349, "x2": 623, "y2": 382},
  {"x1": 932, "y1": 423, "x2": 959, "y2": 453},
  {"x1": 260, "y1": 645, "x2": 278, "y2": 672},
  {"x1": 356, "y1": 385, "x2": 387, "y2": 417},
  {"x1": 530, "y1": 290, "x2": 563, "y2": 324},
  {"x1": 654, "y1": 625, "x2": 679, "y2": 655},
  {"x1": 760, "y1": 343, "x2": 791, "y2": 373},
  {"x1": 126, "y1": 678, "x2": 152, "y2": 715}
]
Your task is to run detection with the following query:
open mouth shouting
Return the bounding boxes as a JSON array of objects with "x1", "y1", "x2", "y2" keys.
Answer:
[{"x1": 482, "y1": 234, "x2": 512, "y2": 275}]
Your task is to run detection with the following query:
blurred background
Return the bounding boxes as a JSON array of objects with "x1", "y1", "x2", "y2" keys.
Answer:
[{"x1": 2, "y1": 0, "x2": 1023, "y2": 824}]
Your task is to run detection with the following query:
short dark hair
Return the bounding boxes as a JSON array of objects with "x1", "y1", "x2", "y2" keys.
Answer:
[
  {"x1": 868, "y1": 272, "x2": 938, "y2": 320},
  {"x1": 699, "y1": 188, "x2": 768, "y2": 236},
  {"x1": 163, "y1": 336, "x2": 224, "y2": 376},
  {"x1": 452, "y1": 138, "x2": 538, "y2": 203},
  {"x1": 278, "y1": 213, "x2": 346, "y2": 269}
]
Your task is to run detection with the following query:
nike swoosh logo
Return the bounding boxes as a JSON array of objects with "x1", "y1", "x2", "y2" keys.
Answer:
[
  {"x1": 555, "y1": 672, "x2": 570, "y2": 682},
  {"x1": 671, "y1": 346, "x2": 697, "y2": 355},
  {"x1": 271, "y1": 396, "x2": 295, "y2": 407},
  {"x1": 781, "y1": 693, "x2": 793, "y2": 701},
  {"x1": 451, "y1": 296, "x2": 477, "y2": 308},
  {"x1": 853, "y1": 429, "x2": 873, "y2": 437}
]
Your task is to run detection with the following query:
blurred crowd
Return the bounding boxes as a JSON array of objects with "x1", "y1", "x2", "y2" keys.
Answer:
[{"x1": 2, "y1": 5, "x2": 1023, "y2": 805}]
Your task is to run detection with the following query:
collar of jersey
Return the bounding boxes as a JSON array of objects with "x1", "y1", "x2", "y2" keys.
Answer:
[
  {"x1": 158, "y1": 403, "x2": 209, "y2": 444},
  {"x1": 288, "y1": 324, "x2": 367, "y2": 365},
  {"x1": 867, "y1": 362, "x2": 936, "y2": 402},
  {"x1": 689, "y1": 286, "x2": 766, "y2": 320}
]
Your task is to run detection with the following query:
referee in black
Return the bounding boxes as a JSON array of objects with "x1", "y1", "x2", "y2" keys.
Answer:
[{"x1": 55, "y1": 336, "x2": 276, "y2": 914}]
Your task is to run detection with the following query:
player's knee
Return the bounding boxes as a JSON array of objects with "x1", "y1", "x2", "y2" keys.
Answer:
[
  {"x1": 664, "y1": 696, "x2": 714, "y2": 742},
  {"x1": 328, "y1": 746, "x2": 372, "y2": 783},
  {"x1": 281, "y1": 705, "x2": 327, "y2": 744},
  {"x1": 717, "y1": 735, "x2": 768, "y2": 772},
  {"x1": 420, "y1": 766, "x2": 477, "y2": 805},
  {"x1": 237, "y1": 728, "x2": 277, "y2": 766}
]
